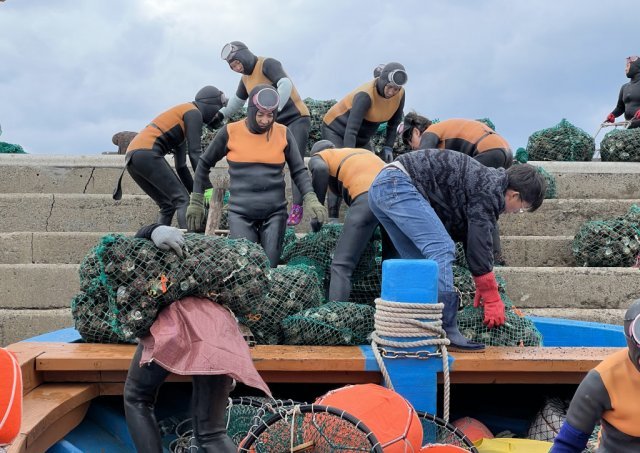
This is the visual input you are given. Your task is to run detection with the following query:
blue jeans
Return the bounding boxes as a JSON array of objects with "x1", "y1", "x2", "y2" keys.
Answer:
[{"x1": 368, "y1": 167, "x2": 455, "y2": 292}]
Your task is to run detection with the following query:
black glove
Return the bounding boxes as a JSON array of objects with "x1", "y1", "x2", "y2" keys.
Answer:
[
  {"x1": 381, "y1": 146, "x2": 394, "y2": 163},
  {"x1": 310, "y1": 218, "x2": 323, "y2": 233}
]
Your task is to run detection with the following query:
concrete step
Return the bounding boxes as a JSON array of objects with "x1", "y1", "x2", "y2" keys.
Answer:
[
  {"x1": 0, "y1": 233, "x2": 576, "y2": 267},
  {"x1": 2, "y1": 155, "x2": 640, "y2": 200},
  {"x1": 1, "y1": 194, "x2": 638, "y2": 235}
]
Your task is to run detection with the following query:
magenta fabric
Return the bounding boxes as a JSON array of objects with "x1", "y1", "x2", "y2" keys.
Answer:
[{"x1": 140, "y1": 296, "x2": 271, "y2": 396}]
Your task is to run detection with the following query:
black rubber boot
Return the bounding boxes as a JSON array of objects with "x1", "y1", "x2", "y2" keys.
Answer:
[
  {"x1": 192, "y1": 374, "x2": 236, "y2": 452},
  {"x1": 440, "y1": 290, "x2": 485, "y2": 352}
]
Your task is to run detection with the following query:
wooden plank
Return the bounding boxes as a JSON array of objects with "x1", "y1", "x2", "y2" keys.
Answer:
[
  {"x1": 25, "y1": 402, "x2": 89, "y2": 453},
  {"x1": 6, "y1": 433, "x2": 27, "y2": 453},
  {"x1": 204, "y1": 175, "x2": 229, "y2": 235},
  {"x1": 5, "y1": 342, "x2": 49, "y2": 394},
  {"x1": 17, "y1": 383, "x2": 98, "y2": 453}
]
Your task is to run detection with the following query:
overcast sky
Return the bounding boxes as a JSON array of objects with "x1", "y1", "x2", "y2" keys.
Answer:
[{"x1": 1, "y1": 0, "x2": 638, "y2": 155}]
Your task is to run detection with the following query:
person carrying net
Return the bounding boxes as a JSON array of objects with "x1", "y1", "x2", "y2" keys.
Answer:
[{"x1": 604, "y1": 56, "x2": 640, "y2": 129}]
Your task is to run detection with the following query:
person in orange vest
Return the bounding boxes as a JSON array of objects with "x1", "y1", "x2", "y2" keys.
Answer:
[
  {"x1": 399, "y1": 114, "x2": 513, "y2": 264},
  {"x1": 604, "y1": 56, "x2": 640, "y2": 129},
  {"x1": 551, "y1": 298, "x2": 640, "y2": 452},
  {"x1": 218, "y1": 41, "x2": 312, "y2": 227},
  {"x1": 112, "y1": 86, "x2": 227, "y2": 229},
  {"x1": 123, "y1": 224, "x2": 271, "y2": 452},
  {"x1": 308, "y1": 140, "x2": 396, "y2": 303},
  {"x1": 186, "y1": 85, "x2": 327, "y2": 267},
  {"x1": 0, "y1": 347, "x2": 22, "y2": 449},
  {"x1": 322, "y1": 62, "x2": 407, "y2": 221}
]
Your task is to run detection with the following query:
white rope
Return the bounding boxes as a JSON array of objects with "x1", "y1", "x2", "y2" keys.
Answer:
[{"x1": 370, "y1": 297, "x2": 451, "y2": 422}]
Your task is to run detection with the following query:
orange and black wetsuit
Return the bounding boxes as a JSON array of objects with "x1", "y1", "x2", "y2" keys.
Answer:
[
  {"x1": 309, "y1": 148, "x2": 392, "y2": 302},
  {"x1": 221, "y1": 52, "x2": 311, "y2": 206},
  {"x1": 552, "y1": 349, "x2": 640, "y2": 452},
  {"x1": 193, "y1": 120, "x2": 313, "y2": 267},
  {"x1": 419, "y1": 119, "x2": 512, "y2": 169},
  {"x1": 322, "y1": 80, "x2": 405, "y2": 150},
  {"x1": 116, "y1": 86, "x2": 225, "y2": 229}
]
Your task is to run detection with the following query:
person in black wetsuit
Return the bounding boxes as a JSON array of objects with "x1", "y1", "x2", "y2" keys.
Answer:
[
  {"x1": 604, "y1": 55, "x2": 640, "y2": 129},
  {"x1": 186, "y1": 85, "x2": 326, "y2": 267},
  {"x1": 113, "y1": 86, "x2": 227, "y2": 229},
  {"x1": 218, "y1": 41, "x2": 311, "y2": 226},
  {"x1": 321, "y1": 62, "x2": 407, "y2": 220},
  {"x1": 551, "y1": 299, "x2": 640, "y2": 452}
]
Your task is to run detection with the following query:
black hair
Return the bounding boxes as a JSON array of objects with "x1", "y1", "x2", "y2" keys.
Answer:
[
  {"x1": 401, "y1": 111, "x2": 432, "y2": 146},
  {"x1": 505, "y1": 164, "x2": 547, "y2": 212}
]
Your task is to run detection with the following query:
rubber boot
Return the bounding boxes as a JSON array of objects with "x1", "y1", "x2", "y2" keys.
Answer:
[
  {"x1": 192, "y1": 374, "x2": 236, "y2": 452},
  {"x1": 123, "y1": 346, "x2": 170, "y2": 453},
  {"x1": 440, "y1": 290, "x2": 485, "y2": 352}
]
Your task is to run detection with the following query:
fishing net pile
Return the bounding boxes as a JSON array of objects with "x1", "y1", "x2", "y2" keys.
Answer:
[
  {"x1": 513, "y1": 148, "x2": 557, "y2": 199},
  {"x1": 526, "y1": 119, "x2": 594, "y2": 161},
  {"x1": 476, "y1": 117, "x2": 496, "y2": 131},
  {"x1": 599, "y1": 127, "x2": 640, "y2": 161},
  {"x1": 572, "y1": 205, "x2": 640, "y2": 267},
  {"x1": 453, "y1": 258, "x2": 543, "y2": 347},
  {"x1": 0, "y1": 142, "x2": 26, "y2": 154},
  {"x1": 71, "y1": 234, "x2": 270, "y2": 343}
]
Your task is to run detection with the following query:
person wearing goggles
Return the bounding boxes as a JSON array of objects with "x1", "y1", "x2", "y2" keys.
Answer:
[
  {"x1": 322, "y1": 62, "x2": 407, "y2": 221},
  {"x1": 112, "y1": 86, "x2": 227, "y2": 229},
  {"x1": 187, "y1": 85, "x2": 327, "y2": 267},
  {"x1": 218, "y1": 41, "x2": 311, "y2": 227},
  {"x1": 552, "y1": 299, "x2": 640, "y2": 452},
  {"x1": 368, "y1": 150, "x2": 546, "y2": 352},
  {"x1": 307, "y1": 140, "x2": 397, "y2": 303},
  {"x1": 604, "y1": 55, "x2": 640, "y2": 127}
]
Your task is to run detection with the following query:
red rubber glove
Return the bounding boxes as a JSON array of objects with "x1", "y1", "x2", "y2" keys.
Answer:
[
  {"x1": 605, "y1": 113, "x2": 616, "y2": 123},
  {"x1": 634, "y1": 110, "x2": 640, "y2": 120},
  {"x1": 472, "y1": 271, "x2": 505, "y2": 329}
]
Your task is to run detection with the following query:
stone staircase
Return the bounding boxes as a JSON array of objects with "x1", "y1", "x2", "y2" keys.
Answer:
[{"x1": 1, "y1": 155, "x2": 640, "y2": 345}]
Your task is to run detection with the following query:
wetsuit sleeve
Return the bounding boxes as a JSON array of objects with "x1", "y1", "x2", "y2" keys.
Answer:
[
  {"x1": 219, "y1": 82, "x2": 249, "y2": 119},
  {"x1": 183, "y1": 109, "x2": 204, "y2": 171},
  {"x1": 135, "y1": 224, "x2": 162, "y2": 239},
  {"x1": 565, "y1": 370, "x2": 611, "y2": 435},
  {"x1": 262, "y1": 58, "x2": 292, "y2": 110},
  {"x1": 420, "y1": 131, "x2": 440, "y2": 149},
  {"x1": 343, "y1": 92, "x2": 372, "y2": 148},
  {"x1": 465, "y1": 197, "x2": 495, "y2": 276},
  {"x1": 611, "y1": 86, "x2": 626, "y2": 117},
  {"x1": 384, "y1": 92, "x2": 405, "y2": 147},
  {"x1": 173, "y1": 141, "x2": 194, "y2": 193},
  {"x1": 284, "y1": 129, "x2": 313, "y2": 196},
  {"x1": 193, "y1": 126, "x2": 230, "y2": 194},
  {"x1": 308, "y1": 155, "x2": 330, "y2": 204}
]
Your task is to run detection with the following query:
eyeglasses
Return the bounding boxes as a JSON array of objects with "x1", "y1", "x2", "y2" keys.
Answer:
[
  {"x1": 626, "y1": 56, "x2": 639, "y2": 64},
  {"x1": 221, "y1": 42, "x2": 247, "y2": 62}
]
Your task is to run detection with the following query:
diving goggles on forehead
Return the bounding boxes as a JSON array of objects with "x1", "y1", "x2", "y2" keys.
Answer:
[
  {"x1": 219, "y1": 91, "x2": 229, "y2": 107},
  {"x1": 252, "y1": 87, "x2": 279, "y2": 113},
  {"x1": 386, "y1": 69, "x2": 408, "y2": 87},
  {"x1": 626, "y1": 56, "x2": 639, "y2": 64},
  {"x1": 629, "y1": 314, "x2": 640, "y2": 346},
  {"x1": 397, "y1": 121, "x2": 414, "y2": 146},
  {"x1": 221, "y1": 42, "x2": 247, "y2": 61}
]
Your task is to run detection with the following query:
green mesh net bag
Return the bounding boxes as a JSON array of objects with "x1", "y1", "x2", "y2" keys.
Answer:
[
  {"x1": 526, "y1": 119, "x2": 594, "y2": 161},
  {"x1": 305, "y1": 98, "x2": 336, "y2": 155},
  {"x1": 476, "y1": 117, "x2": 496, "y2": 131},
  {"x1": 0, "y1": 142, "x2": 26, "y2": 154},
  {"x1": 572, "y1": 205, "x2": 640, "y2": 267},
  {"x1": 240, "y1": 264, "x2": 324, "y2": 345},
  {"x1": 282, "y1": 301, "x2": 375, "y2": 345},
  {"x1": 452, "y1": 265, "x2": 508, "y2": 307},
  {"x1": 72, "y1": 233, "x2": 270, "y2": 342},
  {"x1": 600, "y1": 127, "x2": 640, "y2": 161},
  {"x1": 457, "y1": 291, "x2": 543, "y2": 347}
]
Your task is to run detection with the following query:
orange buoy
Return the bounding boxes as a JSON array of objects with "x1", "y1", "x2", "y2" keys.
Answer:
[
  {"x1": 0, "y1": 348, "x2": 22, "y2": 445},
  {"x1": 421, "y1": 445, "x2": 469, "y2": 452},
  {"x1": 451, "y1": 417, "x2": 493, "y2": 443},
  {"x1": 315, "y1": 383, "x2": 423, "y2": 452}
]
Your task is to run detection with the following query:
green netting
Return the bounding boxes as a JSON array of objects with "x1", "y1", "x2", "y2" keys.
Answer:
[
  {"x1": 526, "y1": 119, "x2": 594, "y2": 161},
  {"x1": 453, "y1": 265, "x2": 507, "y2": 307},
  {"x1": 370, "y1": 118, "x2": 409, "y2": 157},
  {"x1": 0, "y1": 142, "x2": 26, "y2": 154},
  {"x1": 240, "y1": 264, "x2": 324, "y2": 345},
  {"x1": 600, "y1": 127, "x2": 640, "y2": 161},
  {"x1": 475, "y1": 118, "x2": 496, "y2": 131},
  {"x1": 305, "y1": 98, "x2": 336, "y2": 155},
  {"x1": 572, "y1": 205, "x2": 640, "y2": 267},
  {"x1": 72, "y1": 234, "x2": 270, "y2": 342},
  {"x1": 282, "y1": 301, "x2": 375, "y2": 345}
]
